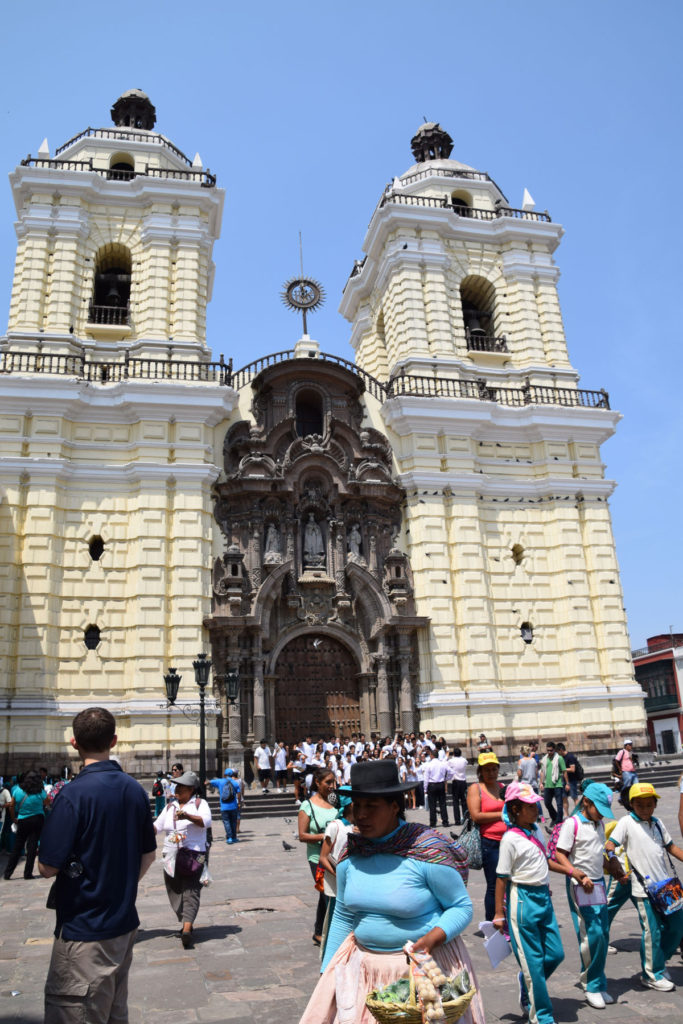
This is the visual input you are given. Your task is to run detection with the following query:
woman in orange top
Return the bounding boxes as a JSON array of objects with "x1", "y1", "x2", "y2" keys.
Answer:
[{"x1": 467, "y1": 752, "x2": 506, "y2": 920}]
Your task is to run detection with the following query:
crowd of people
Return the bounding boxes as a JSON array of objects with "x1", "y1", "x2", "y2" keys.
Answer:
[{"x1": 1, "y1": 713, "x2": 682, "y2": 1024}]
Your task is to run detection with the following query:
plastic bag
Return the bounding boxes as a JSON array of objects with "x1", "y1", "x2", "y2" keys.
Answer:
[
  {"x1": 162, "y1": 831, "x2": 182, "y2": 877},
  {"x1": 200, "y1": 862, "x2": 213, "y2": 887}
]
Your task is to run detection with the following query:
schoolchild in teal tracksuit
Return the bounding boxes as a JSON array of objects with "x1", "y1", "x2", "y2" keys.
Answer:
[
  {"x1": 606, "y1": 782, "x2": 683, "y2": 992},
  {"x1": 553, "y1": 782, "x2": 615, "y2": 1009},
  {"x1": 494, "y1": 783, "x2": 564, "y2": 1024}
]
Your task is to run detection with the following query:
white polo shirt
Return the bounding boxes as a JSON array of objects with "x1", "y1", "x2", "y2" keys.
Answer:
[
  {"x1": 497, "y1": 826, "x2": 549, "y2": 886},
  {"x1": 609, "y1": 814, "x2": 674, "y2": 898},
  {"x1": 557, "y1": 814, "x2": 606, "y2": 880}
]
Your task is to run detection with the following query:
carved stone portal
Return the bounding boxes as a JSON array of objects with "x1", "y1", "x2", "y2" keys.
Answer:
[{"x1": 205, "y1": 358, "x2": 428, "y2": 762}]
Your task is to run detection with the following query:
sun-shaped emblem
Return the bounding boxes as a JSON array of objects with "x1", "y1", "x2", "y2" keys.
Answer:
[
  {"x1": 281, "y1": 276, "x2": 325, "y2": 334},
  {"x1": 281, "y1": 277, "x2": 325, "y2": 313}
]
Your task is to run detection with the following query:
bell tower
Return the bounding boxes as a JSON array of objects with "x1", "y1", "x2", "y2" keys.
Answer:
[
  {"x1": 339, "y1": 124, "x2": 646, "y2": 751},
  {"x1": 0, "y1": 94, "x2": 234, "y2": 774},
  {"x1": 7, "y1": 88, "x2": 223, "y2": 360}
]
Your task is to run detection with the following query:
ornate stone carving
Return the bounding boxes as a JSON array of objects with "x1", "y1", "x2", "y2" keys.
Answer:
[{"x1": 207, "y1": 357, "x2": 428, "y2": 751}]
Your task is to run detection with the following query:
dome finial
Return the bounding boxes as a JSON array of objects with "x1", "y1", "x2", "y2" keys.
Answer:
[
  {"x1": 410, "y1": 122, "x2": 453, "y2": 163},
  {"x1": 111, "y1": 89, "x2": 156, "y2": 131}
]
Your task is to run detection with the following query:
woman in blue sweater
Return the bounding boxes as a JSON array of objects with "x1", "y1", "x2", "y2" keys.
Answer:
[{"x1": 299, "y1": 761, "x2": 484, "y2": 1024}]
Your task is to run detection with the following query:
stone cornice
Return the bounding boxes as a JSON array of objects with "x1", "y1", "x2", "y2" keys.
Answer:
[
  {"x1": 416, "y1": 683, "x2": 645, "y2": 708},
  {"x1": 0, "y1": 458, "x2": 220, "y2": 488},
  {"x1": 399, "y1": 470, "x2": 616, "y2": 501},
  {"x1": 10, "y1": 166, "x2": 225, "y2": 240},
  {"x1": 381, "y1": 395, "x2": 621, "y2": 445},
  {"x1": 0, "y1": 377, "x2": 237, "y2": 425}
]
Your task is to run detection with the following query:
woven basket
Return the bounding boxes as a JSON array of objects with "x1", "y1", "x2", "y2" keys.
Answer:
[{"x1": 365, "y1": 969, "x2": 475, "y2": 1024}]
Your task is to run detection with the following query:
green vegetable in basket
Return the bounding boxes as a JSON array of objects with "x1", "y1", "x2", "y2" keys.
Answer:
[
  {"x1": 441, "y1": 967, "x2": 471, "y2": 1001},
  {"x1": 373, "y1": 976, "x2": 411, "y2": 1003}
]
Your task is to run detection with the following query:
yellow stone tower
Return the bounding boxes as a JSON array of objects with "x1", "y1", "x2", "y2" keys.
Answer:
[
  {"x1": 339, "y1": 122, "x2": 645, "y2": 749},
  {"x1": 0, "y1": 91, "x2": 235, "y2": 772}
]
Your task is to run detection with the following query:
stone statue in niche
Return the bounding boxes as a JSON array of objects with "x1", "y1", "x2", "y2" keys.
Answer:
[
  {"x1": 303, "y1": 513, "x2": 325, "y2": 568},
  {"x1": 347, "y1": 523, "x2": 362, "y2": 557},
  {"x1": 264, "y1": 522, "x2": 282, "y2": 564}
]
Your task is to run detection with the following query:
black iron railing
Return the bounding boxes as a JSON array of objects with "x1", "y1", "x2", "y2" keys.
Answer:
[
  {"x1": 466, "y1": 333, "x2": 509, "y2": 353},
  {"x1": 19, "y1": 157, "x2": 217, "y2": 187},
  {"x1": 0, "y1": 349, "x2": 610, "y2": 409},
  {"x1": 0, "y1": 350, "x2": 232, "y2": 384},
  {"x1": 88, "y1": 304, "x2": 130, "y2": 326},
  {"x1": 399, "y1": 167, "x2": 493, "y2": 185},
  {"x1": 385, "y1": 373, "x2": 609, "y2": 409},
  {"x1": 379, "y1": 192, "x2": 551, "y2": 222},
  {"x1": 54, "y1": 127, "x2": 194, "y2": 166}
]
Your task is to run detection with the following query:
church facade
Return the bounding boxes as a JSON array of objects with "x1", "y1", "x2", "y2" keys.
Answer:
[{"x1": 0, "y1": 94, "x2": 645, "y2": 775}]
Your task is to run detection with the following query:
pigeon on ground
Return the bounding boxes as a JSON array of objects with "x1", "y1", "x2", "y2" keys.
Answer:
[{"x1": 282, "y1": 840, "x2": 295, "y2": 851}]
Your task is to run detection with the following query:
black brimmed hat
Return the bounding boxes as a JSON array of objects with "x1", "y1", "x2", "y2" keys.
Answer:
[{"x1": 349, "y1": 760, "x2": 415, "y2": 797}]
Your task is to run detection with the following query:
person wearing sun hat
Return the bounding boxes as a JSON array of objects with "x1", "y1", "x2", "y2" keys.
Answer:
[
  {"x1": 606, "y1": 781, "x2": 683, "y2": 991},
  {"x1": 494, "y1": 781, "x2": 565, "y2": 1024},
  {"x1": 299, "y1": 759, "x2": 485, "y2": 1024},
  {"x1": 467, "y1": 751, "x2": 506, "y2": 921},
  {"x1": 552, "y1": 782, "x2": 615, "y2": 1009}
]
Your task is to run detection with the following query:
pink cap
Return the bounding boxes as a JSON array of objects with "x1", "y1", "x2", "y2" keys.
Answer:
[{"x1": 504, "y1": 782, "x2": 543, "y2": 805}]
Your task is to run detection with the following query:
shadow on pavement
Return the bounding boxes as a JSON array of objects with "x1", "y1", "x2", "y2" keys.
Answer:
[{"x1": 135, "y1": 923, "x2": 242, "y2": 944}]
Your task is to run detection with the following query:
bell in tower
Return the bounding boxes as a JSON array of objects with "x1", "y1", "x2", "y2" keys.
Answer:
[{"x1": 110, "y1": 88, "x2": 157, "y2": 131}]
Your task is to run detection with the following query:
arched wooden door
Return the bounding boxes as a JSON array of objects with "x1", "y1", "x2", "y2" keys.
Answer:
[{"x1": 274, "y1": 635, "x2": 360, "y2": 744}]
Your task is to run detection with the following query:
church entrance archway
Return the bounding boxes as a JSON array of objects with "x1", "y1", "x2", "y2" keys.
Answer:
[{"x1": 274, "y1": 635, "x2": 360, "y2": 744}]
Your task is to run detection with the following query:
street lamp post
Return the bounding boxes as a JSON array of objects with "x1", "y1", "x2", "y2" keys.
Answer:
[{"x1": 193, "y1": 652, "x2": 212, "y2": 795}]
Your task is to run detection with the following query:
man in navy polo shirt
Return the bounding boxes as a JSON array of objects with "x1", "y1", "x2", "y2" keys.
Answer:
[{"x1": 39, "y1": 707, "x2": 156, "y2": 1024}]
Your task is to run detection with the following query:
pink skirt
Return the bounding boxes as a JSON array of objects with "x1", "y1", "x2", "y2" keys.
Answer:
[{"x1": 298, "y1": 933, "x2": 485, "y2": 1024}]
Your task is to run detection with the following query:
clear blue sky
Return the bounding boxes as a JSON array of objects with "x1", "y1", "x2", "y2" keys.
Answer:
[{"x1": 2, "y1": 1, "x2": 681, "y2": 649}]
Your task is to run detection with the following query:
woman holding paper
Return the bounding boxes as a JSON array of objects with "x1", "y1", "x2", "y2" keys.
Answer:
[{"x1": 553, "y1": 782, "x2": 615, "y2": 1010}]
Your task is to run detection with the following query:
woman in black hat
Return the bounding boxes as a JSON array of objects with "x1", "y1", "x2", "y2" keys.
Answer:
[{"x1": 298, "y1": 760, "x2": 484, "y2": 1024}]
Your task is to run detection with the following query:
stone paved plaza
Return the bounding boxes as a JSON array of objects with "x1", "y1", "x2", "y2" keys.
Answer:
[{"x1": 1, "y1": 785, "x2": 682, "y2": 1024}]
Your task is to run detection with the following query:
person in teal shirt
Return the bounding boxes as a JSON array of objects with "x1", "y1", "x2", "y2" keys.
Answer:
[{"x1": 3, "y1": 770, "x2": 48, "y2": 879}]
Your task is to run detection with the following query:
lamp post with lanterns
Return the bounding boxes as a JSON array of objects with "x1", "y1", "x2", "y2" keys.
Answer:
[
  {"x1": 162, "y1": 656, "x2": 241, "y2": 787},
  {"x1": 192, "y1": 653, "x2": 212, "y2": 794}
]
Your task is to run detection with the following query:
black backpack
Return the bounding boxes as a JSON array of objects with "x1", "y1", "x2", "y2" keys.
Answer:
[
  {"x1": 573, "y1": 756, "x2": 584, "y2": 782},
  {"x1": 152, "y1": 780, "x2": 163, "y2": 797},
  {"x1": 221, "y1": 778, "x2": 235, "y2": 802}
]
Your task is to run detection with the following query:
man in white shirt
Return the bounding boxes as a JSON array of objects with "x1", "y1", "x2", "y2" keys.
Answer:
[
  {"x1": 253, "y1": 740, "x2": 273, "y2": 794},
  {"x1": 423, "y1": 750, "x2": 450, "y2": 828},
  {"x1": 301, "y1": 736, "x2": 315, "y2": 764},
  {"x1": 446, "y1": 747, "x2": 469, "y2": 825}
]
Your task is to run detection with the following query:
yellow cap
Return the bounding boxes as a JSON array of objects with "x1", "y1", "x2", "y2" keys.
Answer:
[
  {"x1": 629, "y1": 782, "x2": 660, "y2": 801},
  {"x1": 478, "y1": 752, "x2": 499, "y2": 767}
]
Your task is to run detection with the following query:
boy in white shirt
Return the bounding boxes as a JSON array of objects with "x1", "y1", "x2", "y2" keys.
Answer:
[
  {"x1": 553, "y1": 782, "x2": 614, "y2": 1009},
  {"x1": 253, "y1": 740, "x2": 273, "y2": 794},
  {"x1": 606, "y1": 782, "x2": 683, "y2": 992}
]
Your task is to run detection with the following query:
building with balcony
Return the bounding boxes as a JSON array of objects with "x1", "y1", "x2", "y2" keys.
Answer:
[
  {"x1": 0, "y1": 101, "x2": 645, "y2": 774},
  {"x1": 632, "y1": 634, "x2": 683, "y2": 753}
]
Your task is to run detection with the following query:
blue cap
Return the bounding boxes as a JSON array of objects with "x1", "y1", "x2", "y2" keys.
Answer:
[
  {"x1": 581, "y1": 782, "x2": 613, "y2": 818},
  {"x1": 224, "y1": 768, "x2": 235, "y2": 776}
]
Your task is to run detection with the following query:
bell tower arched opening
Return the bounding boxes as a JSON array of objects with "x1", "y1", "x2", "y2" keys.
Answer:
[
  {"x1": 460, "y1": 275, "x2": 498, "y2": 352},
  {"x1": 90, "y1": 244, "x2": 131, "y2": 325}
]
